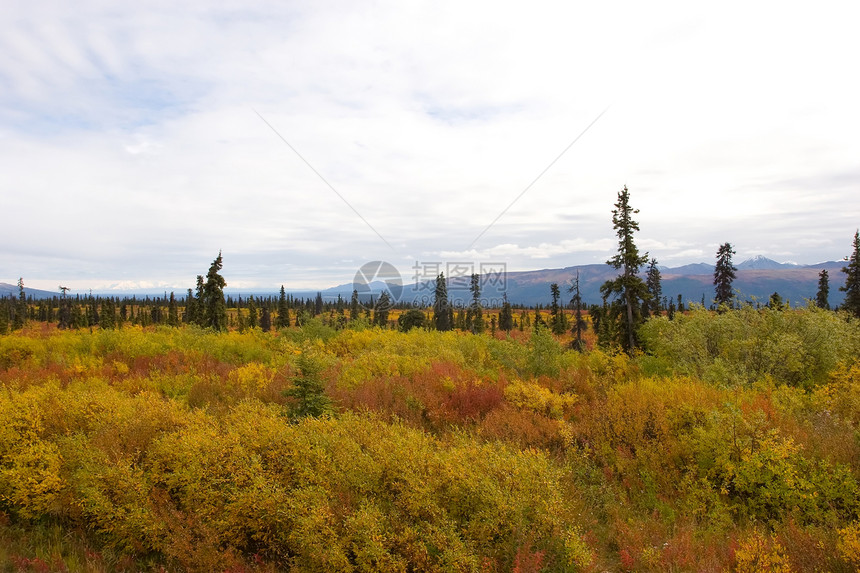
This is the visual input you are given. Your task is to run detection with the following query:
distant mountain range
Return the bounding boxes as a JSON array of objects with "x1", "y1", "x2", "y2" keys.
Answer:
[
  {"x1": 0, "y1": 283, "x2": 63, "y2": 300},
  {"x1": 315, "y1": 256, "x2": 847, "y2": 308},
  {"x1": 2, "y1": 257, "x2": 849, "y2": 308}
]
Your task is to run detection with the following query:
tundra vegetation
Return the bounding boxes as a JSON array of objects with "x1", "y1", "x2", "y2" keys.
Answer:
[
  {"x1": 2, "y1": 216, "x2": 860, "y2": 571},
  {"x1": 0, "y1": 304, "x2": 859, "y2": 572}
]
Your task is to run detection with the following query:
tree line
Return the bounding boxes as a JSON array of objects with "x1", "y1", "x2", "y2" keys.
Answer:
[{"x1": 4, "y1": 195, "x2": 859, "y2": 344}]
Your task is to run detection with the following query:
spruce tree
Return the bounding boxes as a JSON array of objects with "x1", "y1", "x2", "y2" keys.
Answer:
[
  {"x1": 645, "y1": 258, "x2": 662, "y2": 316},
  {"x1": 714, "y1": 243, "x2": 737, "y2": 310},
  {"x1": 433, "y1": 273, "x2": 451, "y2": 331},
  {"x1": 349, "y1": 290, "x2": 360, "y2": 322},
  {"x1": 247, "y1": 295, "x2": 258, "y2": 328},
  {"x1": 276, "y1": 286, "x2": 290, "y2": 329},
  {"x1": 183, "y1": 289, "x2": 195, "y2": 324},
  {"x1": 167, "y1": 292, "x2": 180, "y2": 326},
  {"x1": 533, "y1": 305, "x2": 545, "y2": 328},
  {"x1": 12, "y1": 278, "x2": 26, "y2": 330},
  {"x1": 468, "y1": 273, "x2": 484, "y2": 333},
  {"x1": 202, "y1": 252, "x2": 227, "y2": 330},
  {"x1": 284, "y1": 353, "x2": 333, "y2": 421},
  {"x1": 600, "y1": 186, "x2": 650, "y2": 351},
  {"x1": 0, "y1": 299, "x2": 8, "y2": 335},
  {"x1": 194, "y1": 276, "x2": 205, "y2": 326},
  {"x1": 374, "y1": 291, "x2": 391, "y2": 327},
  {"x1": 568, "y1": 271, "x2": 587, "y2": 351},
  {"x1": 816, "y1": 269, "x2": 830, "y2": 310},
  {"x1": 100, "y1": 298, "x2": 116, "y2": 329},
  {"x1": 549, "y1": 283, "x2": 565, "y2": 335},
  {"x1": 261, "y1": 305, "x2": 272, "y2": 332},
  {"x1": 499, "y1": 292, "x2": 514, "y2": 333},
  {"x1": 841, "y1": 230, "x2": 860, "y2": 318}
]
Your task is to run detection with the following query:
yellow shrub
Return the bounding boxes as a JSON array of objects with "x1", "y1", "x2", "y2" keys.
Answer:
[
  {"x1": 837, "y1": 521, "x2": 860, "y2": 567},
  {"x1": 227, "y1": 362, "x2": 275, "y2": 396},
  {"x1": 0, "y1": 440, "x2": 64, "y2": 519},
  {"x1": 735, "y1": 530, "x2": 794, "y2": 572},
  {"x1": 504, "y1": 380, "x2": 577, "y2": 419}
]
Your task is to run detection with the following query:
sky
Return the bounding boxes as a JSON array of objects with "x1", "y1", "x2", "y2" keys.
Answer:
[{"x1": 2, "y1": 0, "x2": 859, "y2": 293}]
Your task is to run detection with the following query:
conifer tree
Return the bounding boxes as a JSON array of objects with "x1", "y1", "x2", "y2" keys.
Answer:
[
  {"x1": 261, "y1": 305, "x2": 272, "y2": 332},
  {"x1": 645, "y1": 258, "x2": 662, "y2": 317},
  {"x1": 568, "y1": 271, "x2": 587, "y2": 351},
  {"x1": 533, "y1": 305, "x2": 545, "y2": 328},
  {"x1": 100, "y1": 298, "x2": 116, "y2": 329},
  {"x1": 167, "y1": 292, "x2": 180, "y2": 326},
  {"x1": 714, "y1": 243, "x2": 737, "y2": 310},
  {"x1": 468, "y1": 273, "x2": 484, "y2": 333},
  {"x1": 841, "y1": 230, "x2": 860, "y2": 318},
  {"x1": 499, "y1": 292, "x2": 514, "y2": 333},
  {"x1": 816, "y1": 269, "x2": 830, "y2": 310},
  {"x1": 549, "y1": 283, "x2": 565, "y2": 335},
  {"x1": 374, "y1": 291, "x2": 391, "y2": 327},
  {"x1": 193, "y1": 276, "x2": 205, "y2": 326},
  {"x1": 314, "y1": 292, "x2": 324, "y2": 316},
  {"x1": 284, "y1": 353, "x2": 333, "y2": 421},
  {"x1": 0, "y1": 299, "x2": 8, "y2": 335},
  {"x1": 183, "y1": 288, "x2": 195, "y2": 324},
  {"x1": 12, "y1": 278, "x2": 26, "y2": 330},
  {"x1": 247, "y1": 295, "x2": 258, "y2": 328},
  {"x1": 600, "y1": 186, "x2": 649, "y2": 351},
  {"x1": 276, "y1": 286, "x2": 290, "y2": 329},
  {"x1": 349, "y1": 290, "x2": 360, "y2": 322},
  {"x1": 202, "y1": 252, "x2": 227, "y2": 330},
  {"x1": 433, "y1": 273, "x2": 451, "y2": 331},
  {"x1": 87, "y1": 295, "x2": 99, "y2": 330}
]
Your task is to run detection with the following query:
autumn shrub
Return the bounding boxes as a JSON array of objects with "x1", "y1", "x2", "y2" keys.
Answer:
[
  {"x1": 688, "y1": 402, "x2": 859, "y2": 526},
  {"x1": 504, "y1": 379, "x2": 578, "y2": 419},
  {"x1": 837, "y1": 520, "x2": 860, "y2": 568},
  {"x1": 734, "y1": 529, "x2": 794, "y2": 573},
  {"x1": 640, "y1": 306, "x2": 860, "y2": 388}
]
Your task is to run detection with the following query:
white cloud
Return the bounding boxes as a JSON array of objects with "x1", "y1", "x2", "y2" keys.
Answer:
[{"x1": 2, "y1": 0, "x2": 859, "y2": 291}]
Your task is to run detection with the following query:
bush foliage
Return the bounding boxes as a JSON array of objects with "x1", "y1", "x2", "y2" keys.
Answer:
[{"x1": 1, "y1": 307, "x2": 859, "y2": 571}]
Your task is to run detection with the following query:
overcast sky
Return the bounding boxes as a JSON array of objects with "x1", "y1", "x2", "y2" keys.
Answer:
[{"x1": 2, "y1": 1, "x2": 859, "y2": 292}]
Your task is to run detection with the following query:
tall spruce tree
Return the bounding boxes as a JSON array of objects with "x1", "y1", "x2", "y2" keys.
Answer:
[
  {"x1": 468, "y1": 273, "x2": 484, "y2": 333},
  {"x1": 261, "y1": 305, "x2": 272, "y2": 332},
  {"x1": 499, "y1": 292, "x2": 514, "y2": 333},
  {"x1": 276, "y1": 286, "x2": 290, "y2": 329},
  {"x1": 193, "y1": 276, "x2": 205, "y2": 326},
  {"x1": 841, "y1": 230, "x2": 860, "y2": 318},
  {"x1": 645, "y1": 258, "x2": 662, "y2": 317},
  {"x1": 247, "y1": 295, "x2": 258, "y2": 328},
  {"x1": 568, "y1": 271, "x2": 587, "y2": 351},
  {"x1": 549, "y1": 283, "x2": 565, "y2": 335},
  {"x1": 714, "y1": 243, "x2": 737, "y2": 310},
  {"x1": 167, "y1": 292, "x2": 180, "y2": 326},
  {"x1": 433, "y1": 273, "x2": 451, "y2": 331},
  {"x1": 349, "y1": 289, "x2": 360, "y2": 322},
  {"x1": 374, "y1": 291, "x2": 391, "y2": 327},
  {"x1": 816, "y1": 269, "x2": 830, "y2": 310},
  {"x1": 12, "y1": 278, "x2": 26, "y2": 330},
  {"x1": 202, "y1": 252, "x2": 227, "y2": 330},
  {"x1": 600, "y1": 186, "x2": 649, "y2": 351},
  {"x1": 100, "y1": 298, "x2": 116, "y2": 329}
]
